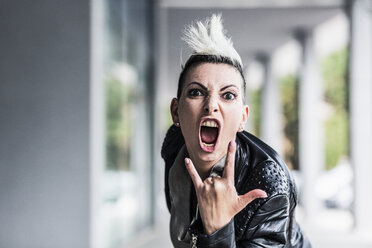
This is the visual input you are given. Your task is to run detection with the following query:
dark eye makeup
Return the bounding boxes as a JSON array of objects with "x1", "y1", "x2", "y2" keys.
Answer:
[
  {"x1": 185, "y1": 82, "x2": 239, "y2": 101},
  {"x1": 222, "y1": 92, "x2": 237, "y2": 100},
  {"x1": 188, "y1": 88, "x2": 204, "y2": 97}
]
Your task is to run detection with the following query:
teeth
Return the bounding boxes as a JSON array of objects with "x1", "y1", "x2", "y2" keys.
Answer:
[
  {"x1": 201, "y1": 120, "x2": 219, "y2": 128},
  {"x1": 203, "y1": 142, "x2": 215, "y2": 147}
]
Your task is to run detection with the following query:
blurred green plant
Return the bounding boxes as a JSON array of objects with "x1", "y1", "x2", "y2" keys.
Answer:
[
  {"x1": 278, "y1": 48, "x2": 349, "y2": 171},
  {"x1": 280, "y1": 74, "x2": 299, "y2": 170},
  {"x1": 322, "y1": 48, "x2": 349, "y2": 170},
  {"x1": 105, "y1": 77, "x2": 134, "y2": 170},
  {"x1": 249, "y1": 88, "x2": 262, "y2": 137}
]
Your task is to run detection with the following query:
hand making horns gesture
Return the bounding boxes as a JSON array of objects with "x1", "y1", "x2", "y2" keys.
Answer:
[{"x1": 185, "y1": 140, "x2": 268, "y2": 235}]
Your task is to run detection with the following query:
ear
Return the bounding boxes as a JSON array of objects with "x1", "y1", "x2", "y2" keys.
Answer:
[
  {"x1": 170, "y1": 98, "x2": 180, "y2": 124},
  {"x1": 240, "y1": 105, "x2": 249, "y2": 129}
]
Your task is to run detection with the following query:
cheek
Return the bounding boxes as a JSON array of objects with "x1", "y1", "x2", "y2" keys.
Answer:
[
  {"x1": 219, "y1": 107, "x2": 242, "y2": 143},
  {"x1": 223, "y1": 105, "x2": 243, "y2": 127},
  {"x1": 224, "y1": 119, "x2": 240, "y2": 138},
  {"x1": 178, "y1": 100, "x2": 201, "y2": 126}
]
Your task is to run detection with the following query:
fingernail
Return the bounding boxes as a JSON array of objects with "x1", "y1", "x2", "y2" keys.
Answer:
[
  {"x1": 258, "y1": 192, "x2": 268, "y2": 198},
  {"x1": 184, "y1": 158, "x2": 190, "y2": 165},
  {"x1": 229, "y1": 140, "x2": 236, "y2": 148}
]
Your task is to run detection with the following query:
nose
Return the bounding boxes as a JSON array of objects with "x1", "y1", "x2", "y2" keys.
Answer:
[{"x1": 204, "y1": 96, "x2": 219, "y2": 114}]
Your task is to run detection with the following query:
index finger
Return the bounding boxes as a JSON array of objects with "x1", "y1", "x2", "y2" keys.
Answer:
[
  {"x1": 223, "y1": 140, "x2": 236, "y2": 183},
  {"x1": 185, "y1": 158, "x2": 203, "y2": 189}
]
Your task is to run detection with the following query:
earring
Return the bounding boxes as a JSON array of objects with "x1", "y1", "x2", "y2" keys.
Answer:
[{"x1": 175, "y1": 122, "x2": 180, "y2": 127}]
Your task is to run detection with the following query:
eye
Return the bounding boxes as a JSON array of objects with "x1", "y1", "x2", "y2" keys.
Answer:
[
  {"x1": 188, "y1": 89, "x2": 203, "y2": 97},
  {"x1": 222, "y1": 92, "x2": 236, "y2": 100}
]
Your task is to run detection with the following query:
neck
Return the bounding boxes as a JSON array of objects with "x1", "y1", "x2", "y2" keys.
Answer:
[
  {"x1": 188, "y1": 153, "x2": 225, "y2": 181},
  {"x1": 193, "y1": 160, "x2": 214, "y2": 181}
]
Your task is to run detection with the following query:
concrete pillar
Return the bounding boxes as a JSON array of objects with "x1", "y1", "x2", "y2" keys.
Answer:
[
  {"x1": 154, "y1": 5, "x2": 171, "y2": 223},
  {"x1": 259, "y1": 55, "x2": 284, "y2": 155},
  {"x1": 297, "y1": 30, "x2": 324, "y2": 220},
  {"x1": 90, "y1": 0, "x2": 105, "y2": 247},
  {"x1": 0, "y1": 1, "x2": 92, "y2": 247},
  {"x1": 348, "y1": 0, "x2": 372, "y2": 231}
]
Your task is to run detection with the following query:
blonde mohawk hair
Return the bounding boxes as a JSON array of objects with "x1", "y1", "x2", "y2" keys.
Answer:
[{"x1": 182, "y1": 14, "x2": 243, "y2": 68}]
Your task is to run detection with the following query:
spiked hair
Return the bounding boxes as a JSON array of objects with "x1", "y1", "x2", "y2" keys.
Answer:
[
  {"x1": 177, "y1": 14, "x2": 246, "y2": 101},
  {"x1": 182, "y1": 14, "x2": 243, "y2": 68}
]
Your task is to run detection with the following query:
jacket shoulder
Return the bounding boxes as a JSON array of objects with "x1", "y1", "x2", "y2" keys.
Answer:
[
  {"x1": 234, "y1": 161, "x2": 291, "y2": 240},
  {"x1": 246, "y1": 160, "x2": 291, "y2": 197},
  {"x1": 235, "y1": 131, "x2": 293, "y2": 197},
  {"x1": 233, "y1": 132, "x2": 296, "y2": 239}
]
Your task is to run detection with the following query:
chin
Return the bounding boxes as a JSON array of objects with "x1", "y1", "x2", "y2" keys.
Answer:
[
  {"x1": 198, "y1": 152, "x2": 218, "y2": 163},
  {"x1": 197, "y1": 147, "x2": 225, "y2": 164}
]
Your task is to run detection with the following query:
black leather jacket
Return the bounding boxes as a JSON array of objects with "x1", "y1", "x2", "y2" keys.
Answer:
[{"x1": 161, "y1": 125, "x2": 311, "y2": 247}]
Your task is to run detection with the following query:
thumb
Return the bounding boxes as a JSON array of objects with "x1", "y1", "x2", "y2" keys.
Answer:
[{"x1": 237, "y1": 189, "x2": 267, "y2": 211}]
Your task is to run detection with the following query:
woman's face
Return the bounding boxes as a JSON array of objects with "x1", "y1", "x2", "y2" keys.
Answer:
[{"x1": 171, "y1": 63, "x2": 249, "y2": 166}]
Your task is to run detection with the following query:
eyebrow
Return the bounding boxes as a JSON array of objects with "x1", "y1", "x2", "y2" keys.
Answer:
[
  {"x1": 186, "y1": 82, "x2": 239, "y2": 92},
  {"x1": 186, "y1": 82, "x2": 208, "y2": 91},
  {"x1": 220, "y1": 84, "x2": 238, "y2": 91}
]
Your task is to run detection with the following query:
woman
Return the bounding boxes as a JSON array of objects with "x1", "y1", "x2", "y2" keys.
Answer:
[{"x1": 161, "y1": 14, "x2": 311, "y2": 248}]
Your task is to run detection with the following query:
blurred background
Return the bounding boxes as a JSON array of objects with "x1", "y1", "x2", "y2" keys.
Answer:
[{"x1": 1, "y1": 0, "x2": 372, "y2": 247}]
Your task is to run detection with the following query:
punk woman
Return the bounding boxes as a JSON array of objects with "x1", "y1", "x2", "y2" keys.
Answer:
[{"x1": 161, "y1": 14, "x2": 311, "y2": 248}]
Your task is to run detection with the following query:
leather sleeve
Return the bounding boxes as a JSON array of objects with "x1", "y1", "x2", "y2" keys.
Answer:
[
  {"x1": 189, "y1": 218, "x2": 237, "y2": 248},
  {"x1": 237, "y1": 194, "x2": 290, "y2": 247},
  {"x1": 189, "y1": 194, "x2": 290, "y2": 248}
]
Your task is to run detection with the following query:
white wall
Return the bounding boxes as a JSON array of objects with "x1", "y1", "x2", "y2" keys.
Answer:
[{"x1": 0, "y1": 1, "x2": 91, "y2": 247}]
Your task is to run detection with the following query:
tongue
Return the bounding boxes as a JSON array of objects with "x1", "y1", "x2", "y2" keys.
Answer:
[{"x1": 201, "y1": 127, "x2": 218, "y2": 144}]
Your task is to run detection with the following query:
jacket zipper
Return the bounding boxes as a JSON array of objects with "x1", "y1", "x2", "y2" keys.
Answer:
[
  {"x1": 191, "y1": 234, "x2": 197, "y2": 248},
  {"x1": 191, "y1": 204, "x2": 199, "y2": 247}
]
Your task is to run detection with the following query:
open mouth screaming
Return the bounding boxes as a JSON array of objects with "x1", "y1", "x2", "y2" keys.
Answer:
[{"x1": 199, "y1": 119, "x2": 220, "y2": 152}]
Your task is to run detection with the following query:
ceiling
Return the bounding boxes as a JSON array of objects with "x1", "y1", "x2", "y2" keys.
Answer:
[{"x1": 163, "y1": 3, "x2": 345, "y2": 92}]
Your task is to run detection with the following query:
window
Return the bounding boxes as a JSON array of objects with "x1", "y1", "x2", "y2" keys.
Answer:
[{"x1": 102, "y1": 0, "x2": 153, "y2": 246}]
